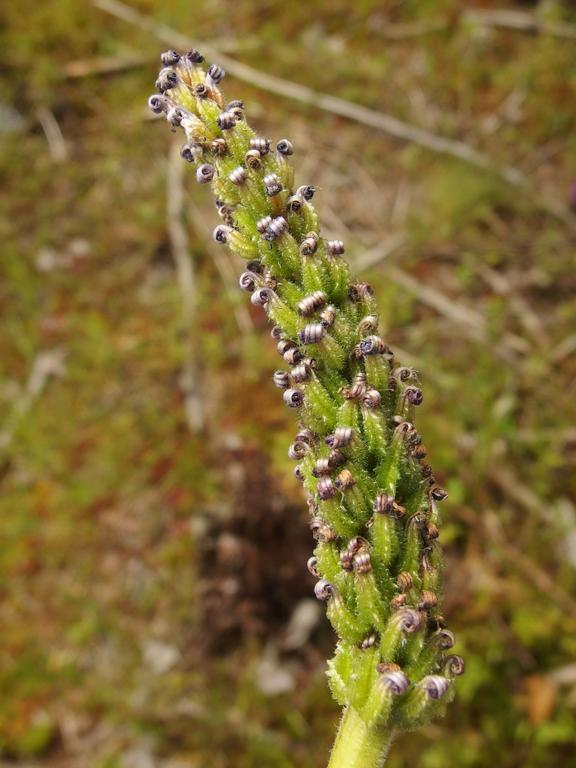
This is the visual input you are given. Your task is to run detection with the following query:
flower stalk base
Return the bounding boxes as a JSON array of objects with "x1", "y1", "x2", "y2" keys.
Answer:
[{"x1": 328, "y1": 707, "x2": 394, "y2": 768}]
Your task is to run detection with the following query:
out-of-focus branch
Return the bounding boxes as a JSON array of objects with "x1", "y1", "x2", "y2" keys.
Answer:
[
  {"x1": 378, "y1": 10, "x2": 576, "y2": 41},
  {"x1": 64, "y1": 54, "x2": 151, "y2": 78},
  {"x1": 465, "y1": 9, "x2": 576, "y2": 40},
  {"x1": 91, "y1": 0, "x2": 576, "y2": 230}
]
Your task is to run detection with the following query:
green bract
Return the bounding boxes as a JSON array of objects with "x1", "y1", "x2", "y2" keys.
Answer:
[{"x1": 149, "y1": 48, "x2": 463, "y2": 767}]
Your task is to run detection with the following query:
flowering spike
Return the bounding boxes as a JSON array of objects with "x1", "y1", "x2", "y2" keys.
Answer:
[{"x1": 149, "y1": 50, "x2": 462, "y2": 767}]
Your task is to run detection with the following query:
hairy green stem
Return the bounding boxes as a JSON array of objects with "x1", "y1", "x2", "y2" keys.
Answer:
[{"x1": 328, "y1": 707, "x2": 395, "y2": 768}]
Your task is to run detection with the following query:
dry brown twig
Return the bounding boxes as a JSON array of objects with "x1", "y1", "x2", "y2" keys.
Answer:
[{"x1": 92, "y1": 0, "x2": 576, "y2": 231}]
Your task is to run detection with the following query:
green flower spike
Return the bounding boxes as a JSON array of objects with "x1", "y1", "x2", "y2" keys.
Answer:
[{"x1": 149, "y1": 48, "x2": 464, "y2": 768}]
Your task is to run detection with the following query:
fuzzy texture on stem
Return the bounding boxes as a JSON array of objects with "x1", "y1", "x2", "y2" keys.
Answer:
[{"x1": 149, "y1": 49, "x2": 464, "y2": 766}]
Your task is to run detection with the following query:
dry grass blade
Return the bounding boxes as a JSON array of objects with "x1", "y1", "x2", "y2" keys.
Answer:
[
  {"x1": 0, "y1": 349, "x2": 67, "y2": 453},
  {"x1": 36, "y1": 106, "x2": 68, "y2": 163},
  {"x1": 167, "y1": 141, "x2": 203, "y2": 433}
]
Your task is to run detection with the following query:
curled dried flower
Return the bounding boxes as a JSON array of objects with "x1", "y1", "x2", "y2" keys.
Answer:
[
  {"x1": 276, "y1": 138, "x2": 294, "y2": 156},
  {"x1": 404, "y1": 386, "x2": 424, "y2": 406},
  {"x1": 444, "y1": 655, "x2": 465, "y2": 677},
  {"x1": 377, "y1": 662, "x2": 402, "y2": 674},
  {"x1": 207, "y1": 63, "x2": 225, "y2": 84},
  {"x1": 360, "y1": 634, "x2": 378, "y2": 649},
  {"x1": 317, "y1": 477, "x2": 337, "y2": 500},
  {"x1": 419, "y1": 675, "x2": 450, "y2": 700},
  {"x1": 307, "y1": 556, "x2": 320, "y2": 578},
  {"x1": 434, "y1": 629, "x2": 455, "y2": 650},
  {"x1": 326, "y1": 426, "x2": 354, "y2": 448},
  {"x1": 250, "y1": 137, "x2": 271, "y2": 154},
  {"x1": 283, "y1": 388, "x2": 304, "y2": 408},
  {"x1": 265, "y1": 216, "x2": 288, "y2": 241},
  {"x1": 299, "y1": 323, "x2": 325, "y2": 345},
  {"x1": 186, "y1": 48, "x2": 204, "y2": 63},
  {"x1": 291, "y1": 362, "x2": 312, "y2": 383},
  {"x1": 335, "y1": 469, "x2": 355, "y2": 490},
  {"x1": 363, "y1": 389, "x2": 382, "y2": 408},
  {"x1": 214, "y1": 225, "x2": 232, "y2": 244},
  {"x1": 430, "y1": 485, "x2": 449, "y2": 502},
  {"x1": 360, "y1": 335, "x2": 386, "y2": 355},
  {"x1": 196, "y1": 164, "x2": 215, "y2": 184},
  {"x1": 396, "y1": 571, "x2": 413, "y2": 592},
  {"x1": 394, "y1": 607, "x2": 422, "y2": 634},
  {"x1": 357, "y1": 314, "x2": 379, "y2": 335},
  {"x1": 229, "y1": 166, "x2": 247, "y2": 185},
  {"x1": 256, "y1": 215, "x2": 273, "y2": 234},
  {"x1": 156, "y1": 67, "x2": 178, "y2": 92},
  {"x1": 320, "y1": 305, "x2": 336, "y2": 328},
  {"x1": 310, "y1": 517, "x2": 336, "y2": 543},
  {"x1": 264, "y1": 173, "x2": 283, "y2": 196},
  {"x1": 273, "y1": 370, "x2": 291, "y2": 390},
  {"x1": 314, "y1": 579, "x2": 335, "y2": 601},
  {"x1": 148, "y1": 94, "x2": 168, "y2": 114},
  {"x1": 419, "y1": 590, "x2": 439, "y2": 610},
  {"x1": 390, "y1": 594, "x2": 407, "y2": 610},
  {"x1": 244, "y1": 149, "x2": 262, "y2": 170},
  {"x1": 353, "y1": 550, "x2": 372, "y2": 574},
  {"x1": 327, "y1": 239, "x2": 345, "y2": 256},
  {"x1": 161, "y1": 49, "x2": 181, "y2": 66},
  {"x1": 238, "y1": 271, "x2": 257, "y2": 291},
  {"x1": 295, "y1": 427, "x2": 317, "y2": 445},
  {"x1": 380, "y1": 670, "x2": 410, "y2": 695},
  {"x1": 251, "y1": 287, "x2": 273, "y2": 306},
  {"x1": 312, "y1": 457, "x2": 332, "y2": 477},
  {"x1": 297, "y1": 291, "x2": 326, "y2": 316}
]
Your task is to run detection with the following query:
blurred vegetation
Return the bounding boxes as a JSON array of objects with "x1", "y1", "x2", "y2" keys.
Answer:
[{"x1": 1, "y1": 0, "x2": 576, "y2": 766}]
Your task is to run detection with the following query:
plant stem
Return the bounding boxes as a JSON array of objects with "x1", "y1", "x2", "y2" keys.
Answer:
[{"x1": 327, "y1": 707, "x2": 395, "y2": 768}]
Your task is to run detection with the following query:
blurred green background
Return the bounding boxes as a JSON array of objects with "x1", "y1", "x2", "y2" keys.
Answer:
[{"x1": 1, "y1": 0, "x2": 576, "y2": 766}]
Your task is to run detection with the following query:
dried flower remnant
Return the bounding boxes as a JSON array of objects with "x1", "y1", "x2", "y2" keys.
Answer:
[{"x1": 149, "y1": 49, "x2": 463, "y2": 768}]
